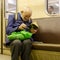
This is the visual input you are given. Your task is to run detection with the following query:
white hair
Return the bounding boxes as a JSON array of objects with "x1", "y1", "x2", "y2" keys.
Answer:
[{"x1": 21, "y1": 7, "x2": 32, "y2": 14}]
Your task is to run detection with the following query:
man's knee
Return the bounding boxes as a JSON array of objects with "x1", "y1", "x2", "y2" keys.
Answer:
[
  {"x1": 23, "y1": 39, "x2": 32, "y2": 45},
  {"x1": 11, "y1": 40, "x2": 22, "y2": 46}
]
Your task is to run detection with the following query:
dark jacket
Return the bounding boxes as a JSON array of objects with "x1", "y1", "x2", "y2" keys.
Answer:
[{"x1": 5, "y1": 13, "x2": 32, "y2": 45}]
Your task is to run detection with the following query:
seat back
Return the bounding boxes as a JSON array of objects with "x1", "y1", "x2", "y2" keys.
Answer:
[{"x1": 33, "y1": 17, "x2": 60, "y2": 44}]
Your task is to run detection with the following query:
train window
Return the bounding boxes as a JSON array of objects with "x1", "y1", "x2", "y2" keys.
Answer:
[
  {"x1": 5, "y1": 0, "x2": 17, "y2": 19},
  {"x1": 47, "y1": 0, "x2": 59, "y2": 15}
]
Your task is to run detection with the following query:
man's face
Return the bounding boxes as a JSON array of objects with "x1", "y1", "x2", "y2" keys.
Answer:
[
  {"x1": 48, "y1": 7, "x2": 54, "y2": 14},
  {"x1": 22, "y1": 11, "x2": 31, "y2": 21},
  {"x1": 49, "y1": 7, "x2": 53, "y2": 12}
]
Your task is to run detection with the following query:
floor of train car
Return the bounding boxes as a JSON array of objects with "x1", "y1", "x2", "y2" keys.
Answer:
[{"x1": 0, "y1": 54, "x2": 11, "y2": 60}]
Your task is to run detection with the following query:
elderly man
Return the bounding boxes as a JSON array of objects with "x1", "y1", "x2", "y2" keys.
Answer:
[{"x1": 6, "y1": 7, "x2": 38, "y2": 60}]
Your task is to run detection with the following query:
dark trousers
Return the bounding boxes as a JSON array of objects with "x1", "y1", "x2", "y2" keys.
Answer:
[{"x1": 10, "y1": 39, "x2": 32, "y2": 60}]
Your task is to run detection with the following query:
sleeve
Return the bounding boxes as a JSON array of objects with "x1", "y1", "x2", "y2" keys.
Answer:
[{"x1": 6, "y1": 15, "x2": 18, "y2": 35}]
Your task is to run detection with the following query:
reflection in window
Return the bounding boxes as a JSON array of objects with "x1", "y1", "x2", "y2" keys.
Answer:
[
  {"x1": 5, "y1": 0, "x2": 16, "y2": 19},
  {"x1": 47, "y1": 0, "x2": 59, "y2": 14}
]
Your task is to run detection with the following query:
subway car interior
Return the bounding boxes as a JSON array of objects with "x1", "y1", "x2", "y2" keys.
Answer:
[{"x1": 0, "y1": 0, "x2": 60, "y2": 60}]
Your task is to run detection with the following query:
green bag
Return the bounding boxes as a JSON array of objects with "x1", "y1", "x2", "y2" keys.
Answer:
[{"x1": 8, "y1": 30, "x2": 32, "y2": 41}]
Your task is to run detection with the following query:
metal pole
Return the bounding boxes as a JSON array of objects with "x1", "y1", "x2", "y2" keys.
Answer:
[{"x1": 1, "y1": 0, "x2": 3, "y2": 54}]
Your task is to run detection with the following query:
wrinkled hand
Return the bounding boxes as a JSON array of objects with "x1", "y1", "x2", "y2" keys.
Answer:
[{"x1": 18, "y1": 23, "x2": 27, "y2": 30}]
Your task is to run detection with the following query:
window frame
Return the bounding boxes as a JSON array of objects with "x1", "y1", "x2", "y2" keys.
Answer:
[{"x1": 4, "y1": 0, "x2": 17, "y2": 19}]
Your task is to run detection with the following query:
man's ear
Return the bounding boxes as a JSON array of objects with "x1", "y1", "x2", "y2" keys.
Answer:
[{"x1": 21, "y1": 11, "x2": 23, "y2": 13}]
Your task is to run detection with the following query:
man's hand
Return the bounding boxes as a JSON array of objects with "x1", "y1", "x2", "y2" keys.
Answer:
[{"x1": 18, "y1": 23, "x2": 27, "y2": 30}]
